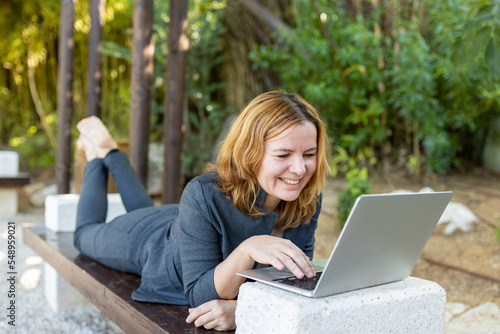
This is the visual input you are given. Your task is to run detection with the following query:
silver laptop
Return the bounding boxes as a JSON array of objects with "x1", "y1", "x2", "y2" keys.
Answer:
[{"x1": 237, "y1": 191, "x2": 453, "y2": 298}]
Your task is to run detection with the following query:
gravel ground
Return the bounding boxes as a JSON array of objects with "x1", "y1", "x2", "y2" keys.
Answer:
[
  {"x1": 1, "y1": 208, "x2": 499, "y2": 333},
  {"x1": 0, "y1": 210, "x2": 123, "y2": 334}
]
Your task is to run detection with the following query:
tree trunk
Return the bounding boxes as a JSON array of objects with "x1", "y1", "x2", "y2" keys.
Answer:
[
  {"x1": 87, "y1": 0, "x2": 106, "y2": 118},
  {"x1": 163, "y1": 0, "x2": 189, "y2": 204},
  {"x1": 130, "y1": 0, "x2": 154, "y2": 186},
  {"x1": 219, "y1": 0, "x2": 287, "y2": 111},
  {"x1": 56, "y1": 0, "x2": 76, "y2": 194}
]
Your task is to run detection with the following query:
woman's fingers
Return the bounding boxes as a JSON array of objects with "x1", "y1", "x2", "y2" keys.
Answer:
[
  {"x1": 276, "y1": 252, "x2": 314, "y2": 278},
  {"x1": 246, "y1": 236, "x2": 316, "y2": 278},
  {"x1": 186, "y1": 305, "x2": 209, "y2": 324},
  {"x1": 186, "y1": 300, "x2": 237, "y2": 331},
  {"x1": 275, "y1": 243, "x2": 315, "y2": 278}
]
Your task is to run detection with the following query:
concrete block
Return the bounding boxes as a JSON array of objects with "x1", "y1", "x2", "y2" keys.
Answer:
[
  {"x1": 235, "y1": 277, "x2": 446, "y2": 334},
  {"x1": 44, "y1": 263, "x2": 93, "y2": 312},
  {"x1": 0, "y1": 151, "x2": 19, "y2": 176},
  {"x1": 0, "y1": 151, "x2": 21, "y2": 216},
  {"x1": 44, "y1": 193, "x2": 127, "y2": 232},
  {"x1": 44, "y1": 193, "x2": 127, "y2": 311},
  {"x1": 0, "y1": 189, "x2": 18, "y2": 216}
]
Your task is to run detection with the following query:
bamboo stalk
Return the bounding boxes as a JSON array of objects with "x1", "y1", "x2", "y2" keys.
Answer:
[{"x1": 27, "y1": 49, "x2": 58, "y2": 150}]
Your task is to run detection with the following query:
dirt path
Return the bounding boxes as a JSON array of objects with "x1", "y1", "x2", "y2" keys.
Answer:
[{"x1": 316, "y1": 168, "x2": 500, "y2": 307}]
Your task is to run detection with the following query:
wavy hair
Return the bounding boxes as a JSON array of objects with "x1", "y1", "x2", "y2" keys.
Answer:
[{"x1": 207, "y1": 90, "x2": 331, "y2": 230}]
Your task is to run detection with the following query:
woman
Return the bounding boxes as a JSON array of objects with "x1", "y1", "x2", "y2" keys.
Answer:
[{"x1": 74, "y1": 90, "x2": 331, "y2": 331}]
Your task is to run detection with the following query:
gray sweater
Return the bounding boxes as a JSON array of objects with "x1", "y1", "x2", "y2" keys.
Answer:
[{"x1": 132, "y1": 172, "x2": 321, "y2": 307}]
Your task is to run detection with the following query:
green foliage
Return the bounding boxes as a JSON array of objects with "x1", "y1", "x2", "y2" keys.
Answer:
[
  {"x1": 0, "y1": 0, "x2": 60, "y2": 167},
  {"x1": 2, "y1": 0, "x2": 499, "y2": 185},
  {"x1": 0, "y1": 0, "x2": 227, "y2": 179},
  {"x1": 331, "y1": 145, "x2": 374, "y2": 227},
  {"x1": 95, "y1": 0, "x2": 229, "y2": 178},
  {"x1": 250, "y1": 0, "x2": 500, "y2": 176},
  {"x1": 452, "y1": 0, "x2": 500, "y2": 79},
  {"x1": 182, "y1": 0, "x2": 229, "y2": 177},
  {"x1": 0, "y1": 0, "x2": 135, "y2": 169},
  {"x1": 336, "y1": 168, "x2": 372, "y2": 228},
  {"x1": 9, "y1": 126, "x2": 55, "y2": 170}
]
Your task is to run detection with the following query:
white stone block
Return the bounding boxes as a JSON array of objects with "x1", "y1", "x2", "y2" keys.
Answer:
[
  {"x1": 0, "y1": 151, "x2": 19, "y2": 176},
  {"x1": 44, "y1": 263, "x2": 93, "y2": 312},
  {"x1": 44, "y1": 193, "x2": 127, "y2": 232},
  {"x1": 0, "y1": 151, "x2": 21, "y2": 216},
  {"x1": 235, "y1": 277, "x2": 446, "y2": 334},
  {"x1": 43, "y1": 193, "x2": 127, "y2": 312},
  {"x1": 0, "y1": 189, "x2": 18, "y2": 216}
]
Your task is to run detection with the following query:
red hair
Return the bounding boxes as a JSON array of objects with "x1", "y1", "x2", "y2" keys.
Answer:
[{"x1": 208, "y1": 90, "x2": 331, "y2": 230}]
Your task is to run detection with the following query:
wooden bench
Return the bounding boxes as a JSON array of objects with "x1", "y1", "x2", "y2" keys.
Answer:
[
  {"x1": 0, "y1": 172, "x2": 30, "y2": 215},
  {"x1": 0, "y1": 172, "x2": 31, "y2": 187},
  {"x1": 23, "y1": 224, "x2": 235, "y2": 334}
]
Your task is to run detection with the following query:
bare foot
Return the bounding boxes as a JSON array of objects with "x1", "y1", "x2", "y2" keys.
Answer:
[
  {"x1": 76, "y1": 116, "x2": 117, "y2": 158},
  {"x1": 76, "y1": 135, "x2": 99, "y2": 161}
]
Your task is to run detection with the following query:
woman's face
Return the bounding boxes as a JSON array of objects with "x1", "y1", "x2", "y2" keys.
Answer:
[{"x1": 256, "y1": 121, "x2": 318, "y2": 212}]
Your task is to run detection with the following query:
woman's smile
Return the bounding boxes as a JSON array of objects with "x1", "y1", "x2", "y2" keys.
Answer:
[{"x1": 280, "y1": 178, "x2": 300, "y2": 185}]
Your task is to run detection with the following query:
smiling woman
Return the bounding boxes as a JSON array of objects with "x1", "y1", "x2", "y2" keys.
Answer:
[
  {"x1": 73, "y1": 90, "x2": 331, "y2": 331},
  {"x1": 211, "y1": 90, "x2": 331, "y2": 231}
]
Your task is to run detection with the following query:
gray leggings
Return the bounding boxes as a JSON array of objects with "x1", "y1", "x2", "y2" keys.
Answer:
[{"x1": 74, "y1": 150, "x2": 155, "y2": 274}]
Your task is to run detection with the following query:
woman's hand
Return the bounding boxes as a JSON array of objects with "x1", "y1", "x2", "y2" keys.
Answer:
[
  {"x1": 242, "y1": 235, "x2": 316, "y2": 279},
  {"x1": 186, "y1": 299, "x2": 237, "y2": 331},
  {"x1": 213, "y1": 235, "x2": 315, "y2": 300}
]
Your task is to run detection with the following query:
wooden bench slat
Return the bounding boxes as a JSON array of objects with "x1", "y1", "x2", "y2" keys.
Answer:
[
  {"x1": 23, "y1": 224, "x2": 233, "y2": 334},
  {"x1": 0, "y1": 173, "x2": 30, "y2": 187}
]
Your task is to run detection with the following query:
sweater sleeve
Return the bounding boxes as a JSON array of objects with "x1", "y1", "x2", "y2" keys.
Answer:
[{"x1": 176, "y1": 179, "x2": 222, "y2": 307}]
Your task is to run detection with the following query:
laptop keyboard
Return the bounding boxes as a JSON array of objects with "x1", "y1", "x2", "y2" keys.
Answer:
[{"x1": 272, "y1": 272, "x2": 323, "y2": 291}]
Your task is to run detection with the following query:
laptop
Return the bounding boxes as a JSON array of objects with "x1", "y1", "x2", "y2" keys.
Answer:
[{"x1": 237, "y1": 191, "x2": 453, "y2": 298}]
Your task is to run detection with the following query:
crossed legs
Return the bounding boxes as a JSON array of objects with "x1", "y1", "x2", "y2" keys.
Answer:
[{"x1": 74, "y1": 116, "x2": 154, "y2": 273}]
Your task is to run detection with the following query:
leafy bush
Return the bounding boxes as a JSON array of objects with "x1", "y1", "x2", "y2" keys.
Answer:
[
  {"x1": 250, "y1": 0, "x2": 500, "y2": 175},
  {"x1": 331, "y1": 145, "x2": 375, "y2": 227},
  {"x1": 2, "y1": 0, "x2": 499, "y2": 185},
  {"x1": 9, "y1": 125, "x2": 55, "y2": 171},
  {"x1": 337, "y1": 168, "x2": 372, "y2": 228}
]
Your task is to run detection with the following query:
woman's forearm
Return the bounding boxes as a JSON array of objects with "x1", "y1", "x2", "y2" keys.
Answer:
[{"x1": 213, "y1": 241, "x2": 254, "y2": 299}]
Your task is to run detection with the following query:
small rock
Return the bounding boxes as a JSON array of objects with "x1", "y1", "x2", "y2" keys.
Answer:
[
  {"x1": 31, "y1": 184, "x2": 57, "y2": 207},
  {"x1": 445, "y1": 302, "x2": 500, "y2": 334}
]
